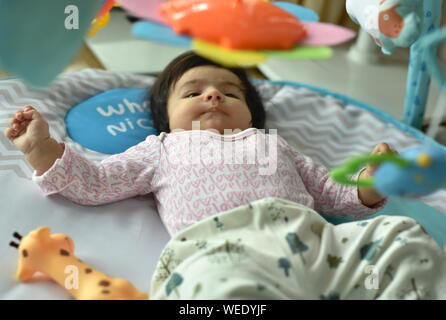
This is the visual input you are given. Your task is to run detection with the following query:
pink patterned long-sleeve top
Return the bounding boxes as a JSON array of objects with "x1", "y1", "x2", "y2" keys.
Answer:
[{"x1": 33, "y1": 128, "x2": 385, "y2": 236}]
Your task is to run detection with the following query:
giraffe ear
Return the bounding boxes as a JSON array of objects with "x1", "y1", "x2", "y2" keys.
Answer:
[
  {"x1": 33, "y1": 227, "x2": 51, "y2": 240},
  {"x1": 53, "y1": 233, "x2": 75, "y2": 253}
]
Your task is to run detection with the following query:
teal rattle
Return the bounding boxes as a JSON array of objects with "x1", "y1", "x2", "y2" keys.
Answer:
[{"x1": 330, "y1": 145, "x2": 446, "y2": 197}]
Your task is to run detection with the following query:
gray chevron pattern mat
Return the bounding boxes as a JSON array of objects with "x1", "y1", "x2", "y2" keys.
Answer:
[
  {"x1": 1, "y1": 69, "x2": 445, "y2": 214},
  {"x1": 0, "y1": 69, "x2": 155, "y2": 179}
]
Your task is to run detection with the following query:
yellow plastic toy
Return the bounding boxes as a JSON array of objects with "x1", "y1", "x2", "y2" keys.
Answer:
[
  {"x1": 87, "y1": 0, "x2": 119, "y2": 38},
  {"x1": 9, "y1": 227, "x2": 149, "y2": 300}
]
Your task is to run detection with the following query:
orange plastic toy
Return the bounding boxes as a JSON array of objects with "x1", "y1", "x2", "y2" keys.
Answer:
[
  {"x1": 160, "y1": 0, "x2": 307, "y2": 50},
  {"x1": 9, "y1": 227, "x2": 148, "y2": 300},
  {"x1": 96, "y1": 0, "x2": 116, "y2": 19},
  {"x1": 87, "y1": 0, "x2": 118, "y2": 38}
]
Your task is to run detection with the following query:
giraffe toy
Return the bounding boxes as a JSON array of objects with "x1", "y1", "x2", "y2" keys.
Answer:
[{"x1": 9, "y1": 227, "x2": 149, "y2": 300}]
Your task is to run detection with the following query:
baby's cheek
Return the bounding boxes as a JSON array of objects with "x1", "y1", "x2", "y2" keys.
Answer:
[{"x1": 172, "y1": 108, "x2": 199, "y2": 129}]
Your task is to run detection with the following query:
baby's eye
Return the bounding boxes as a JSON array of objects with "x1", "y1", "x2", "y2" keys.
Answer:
[
  {"x1": 225, "y1": 93, "x2": 239, "y2": 99},
  {"x1": 185, "y1": 92, "x2": 200, "y2": 98}
]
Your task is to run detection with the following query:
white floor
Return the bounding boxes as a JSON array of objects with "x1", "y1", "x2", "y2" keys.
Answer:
[
  {"x1": 259, "y1": 43, "x2": 442, "y2": 123},
  {"x1": 85, "y1": 10, "x2": 188, "y2": 74}
]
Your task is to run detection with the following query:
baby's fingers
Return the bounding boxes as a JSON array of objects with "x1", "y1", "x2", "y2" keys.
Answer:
[
  {"x1": 8, "y1": 117, "x2": 17, "y2": 127},
  {"x1": 15, "y1": 110, "x2": 25, "y2": 121},
  {"x1": 17, "y1": 120, "x2": 31, "y2": 133},
  {"x1": 9, "y1": 116, "x2": 25, "y2": 129},
  {"x1": 7, "y1": 115, "x2": 30, "y2": 137},
  {"x1": 22, "y1": 108, "x2": 41, "y2": 121},
  {"x1": 371, "y1": 142, "x2": 391, "y2": 155},
  {"x1": 367, "y1": 143, "x2": 399, "y2": 174},
  {"x1": 14, "y1": 106, "x2": 37, "y2": 121},
  {"x1": 4, "y1": 127, "x2": 19, "y2": 140}
]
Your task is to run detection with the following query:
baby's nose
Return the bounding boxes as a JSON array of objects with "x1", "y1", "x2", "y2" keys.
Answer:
[{"x1": 204, "y1": 90, "x2": 224, "y2": 102}]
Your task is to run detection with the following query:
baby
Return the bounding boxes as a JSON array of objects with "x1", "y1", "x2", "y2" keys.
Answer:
[
  {"x1": 5, "y1": 51, "x2": 445, "y2": 300},
  {"x1": 4, "y1": 51, "x2": 391, "y2": 235}
]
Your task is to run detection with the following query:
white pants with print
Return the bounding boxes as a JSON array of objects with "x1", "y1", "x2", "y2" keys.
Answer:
[{"x1": 151, "y1": 197, "x2": 446, "y2": 299}]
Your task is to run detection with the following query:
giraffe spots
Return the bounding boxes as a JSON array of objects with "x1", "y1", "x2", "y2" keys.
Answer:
[
  {"x1": 101, "y1": 290, "x2": 110, "y2": 294},
  {"x1": 180, "y1": 238, "x2": 187, "y2": 241},
  {"x1": 85, "y1": 268, "x2": 93, "y2": 274},
  {"x1": 22, "y1": 249, "x2": 28, "y2": 258},
  {"x1": 60, "y1": 249, "x2": 70, "y2": 256},
  {"x1": 99, "y1": 280, "x2": 111, "y2": 287},
  {"x1": 341, "y1": 237, "x2": 348, "y2": 244}
]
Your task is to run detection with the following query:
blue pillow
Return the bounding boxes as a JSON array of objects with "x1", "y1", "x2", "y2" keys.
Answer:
[{"x1": 65, "y1": 88, "x2": 158, "y2": 154}]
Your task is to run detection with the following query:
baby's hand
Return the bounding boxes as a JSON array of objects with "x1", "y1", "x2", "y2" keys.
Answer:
[
  {"x1": 4, "y1": 106, "x2": 50, "y2": 155},
  {"x1": 364, "y1": 142, "x2": 398, "y2": 176},
  {"x1": 358, "y1": 142, "x2": 398, "y2": 207}
]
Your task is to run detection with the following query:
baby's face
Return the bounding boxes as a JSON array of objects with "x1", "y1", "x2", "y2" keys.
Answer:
[{"x1": 167, "y1": 66, "x2": 252, "y2": 134}]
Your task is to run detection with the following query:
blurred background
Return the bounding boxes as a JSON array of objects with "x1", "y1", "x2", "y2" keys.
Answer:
[{"x1": 0, "y1": 0, "x2": 445, "y2": 128}]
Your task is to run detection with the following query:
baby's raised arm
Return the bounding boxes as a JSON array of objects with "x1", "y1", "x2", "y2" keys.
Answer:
[
  {"x1": 4, "y1": 105, "x2": 159, "y2": 206},
  {"x1": 4, "y1": 106, "x2": 63, "y2": 176}
]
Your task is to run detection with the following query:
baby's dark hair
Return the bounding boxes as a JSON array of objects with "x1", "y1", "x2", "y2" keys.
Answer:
[{"x1": 149, "y1": 51, "x2": 266, "y2": 133}]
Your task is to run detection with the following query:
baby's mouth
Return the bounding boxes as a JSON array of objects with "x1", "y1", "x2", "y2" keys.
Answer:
[
  {"x1": 207, "y1": 107, "x2": 220, "y2": 112},
  {"x1": 202, "y1": 106, "x2": 225, "y2": 115}
]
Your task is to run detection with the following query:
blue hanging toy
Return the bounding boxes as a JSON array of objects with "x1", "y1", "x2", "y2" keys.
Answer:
[
  {"x1": 330, "y1": 145, "x2": 446, "y2": 197},
  {"x1": 331, "y1": 25, "x2": 446, "y2": 197}
]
